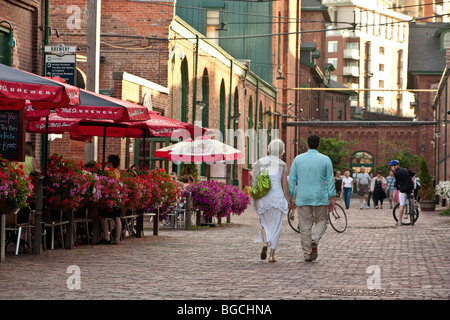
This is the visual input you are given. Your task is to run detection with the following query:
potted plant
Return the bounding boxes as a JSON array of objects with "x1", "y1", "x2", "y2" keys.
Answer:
[
  {"x1": 417, "y1": 156, "x2": 435, "y2": 211},
  {"x1": 44, "y1": 154, "x2": 91, "y2": 210},
  {"x1": 0, "y1": 156, "x2": 34, "y2": 215},
  {"x1": 436, "y1": 181, "x2": 450, "y2": 204}
]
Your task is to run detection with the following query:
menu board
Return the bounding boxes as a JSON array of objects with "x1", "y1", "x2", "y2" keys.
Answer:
[{"x1": 0, "y1": 110, "x2": 25, "y2": 161}]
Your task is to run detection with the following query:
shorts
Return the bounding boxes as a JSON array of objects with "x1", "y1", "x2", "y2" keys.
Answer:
[
  {"x1": 387, "y1": 190, "x2": 395, "y2": 201},
  {"x1": 358, "y1": 184, "x2": 369, "y2": 197},
  {"x1": 398, "y1": 192, "x2": 409, "y2": 206}
]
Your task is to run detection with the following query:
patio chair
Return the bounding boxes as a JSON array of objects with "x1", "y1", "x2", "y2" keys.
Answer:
[
  {"x1": 44, "y1": 208, "x2": 70, "y2": 250},
  {"x1": 4, "y1": 207, "x2": 33, "y2": 255}
]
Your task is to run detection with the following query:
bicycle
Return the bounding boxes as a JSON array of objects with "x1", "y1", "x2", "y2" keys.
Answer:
[
  {"x1": 287, "y1": 203, "x2": 347, "y2": 233},
  {"x1": 392, "y1": 192, "x2": 419, "y2": 226}
]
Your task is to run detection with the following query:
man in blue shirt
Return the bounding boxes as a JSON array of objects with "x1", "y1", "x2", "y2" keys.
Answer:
[{"x1": 289, "y1": 134, "x2": 336, "y2": 262}]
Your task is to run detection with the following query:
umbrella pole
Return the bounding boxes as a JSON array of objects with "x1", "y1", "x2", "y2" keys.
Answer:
[
  {"x1": 37, "y1": 115, "x2": 49, "y2": 255},
  {"x1": 102, "y1": 126, "x2": 107, "y2": 171},
  {"x1": 143, "y1": 130, "x2": 146, "y2": 169}
]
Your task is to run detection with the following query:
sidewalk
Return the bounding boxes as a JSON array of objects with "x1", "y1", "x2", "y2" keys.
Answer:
[{"x1": 0, "y1": 199, "x2": 449, "y2": 300}]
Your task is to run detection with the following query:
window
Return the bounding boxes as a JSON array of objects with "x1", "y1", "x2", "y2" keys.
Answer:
[
  {"x1": 206, "y1": 11, "x2": 220, "y2": 45},
  {"x1": 323, "y1": 107, "x2": 329, "y2": 120},
  {"x1": 443, "y1": 32, "x2": 450, "y2": 51},
  {"x1": 346, "y1": 42, "x2": 359, "y2": 50},
  {"x1": 328, "y1": 41, "x2": 338, "y2": 53},
  {"x1": 379, "y1": 64, "x2": 384, "y2": 72},
  {"x1": 0, "y1": 30, "x2": 12, "y2": 66},
  {"x1": 328, "y1": 58, "x2": 338, "y2": 69},
  {"x1": 379, "y1": 46, "x2": 385, "y2": 55},
  {"x1": 379, "y1": 80, "x2": 384, "y2": 88}
]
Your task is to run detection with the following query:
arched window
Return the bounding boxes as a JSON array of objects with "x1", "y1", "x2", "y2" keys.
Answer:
[
  {"x1": 200, "y1": 69, "x2": 209, "y2": 177},
  {"x1": 219, "y1": 80, "x2": 226, "y2": 142},
  {"x1": 180, "y1": 58, "x2": 188, "y2": 123},
  {"x1": 247, "y1": 96, "x2": 254, "y2": 168},
  {"x1": 350, "y1": 151, "x2": 374, "y2": 174},
  {"x1": 201, "y1": 68, "x2": 209, "y2": 128}
]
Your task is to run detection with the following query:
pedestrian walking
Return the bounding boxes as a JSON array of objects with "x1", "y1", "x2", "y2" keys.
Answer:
[
  {"x1": 386, "y1": 170, "x2": 396, "y2": 209},
  {"x1": 342, "y1": 170, "x2": 353, "y2": 209},
  {"x1": 371, "y1": 171, "x2": 387, "y2": 209},
  {"x1": 367, "y1": 172, "x2": 374, "y2": 208},
  {"x1": 356, "y1": 166, "x2": 370, "y2": 210},
  {"x1": 252, "y1": 139, "x2": 289, "y2": 262},
  {"x1": 288, "y1": 134, "x2": 336, "y2": 262}
]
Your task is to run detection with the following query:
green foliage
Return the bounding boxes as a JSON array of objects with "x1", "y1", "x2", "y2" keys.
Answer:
[
  {"x1": 374, "y1": 140, "x2": 420, "y2": 176},
  {"x1": 439, "y1": 208, "x2": 450, "y2": 216},
  {"x1": 418, "y1": 156, "x2": 435, "y2": 200},
  {"x1": 315, "y1": 135, "x2": 357, "y2": 172}
]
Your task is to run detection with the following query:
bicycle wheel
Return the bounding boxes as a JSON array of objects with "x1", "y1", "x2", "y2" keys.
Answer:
[
  {"x1": 392, "y1": 203, "x2": 418, "y2": 225},
  {"x1": 328, "y1": 203, "x2": 347, "y2": 233},
  {"x1": 411, "y1": 203, "x2": 419, "y2": 225},
  {"x1": 287, "y1": 208, "x2": 300, "y2": 233}
]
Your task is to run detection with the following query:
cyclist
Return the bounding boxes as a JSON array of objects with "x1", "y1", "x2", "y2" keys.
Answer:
[{"x1": 389, "y1": 160, "x2": 416, "y2": 226}]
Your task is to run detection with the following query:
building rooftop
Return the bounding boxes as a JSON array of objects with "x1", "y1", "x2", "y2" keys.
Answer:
[{"x1": 408, "y1": 22, "x2": 449, "y2": 74}]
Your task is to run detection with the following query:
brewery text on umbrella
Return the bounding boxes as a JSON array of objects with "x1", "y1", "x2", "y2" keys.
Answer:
[{"x1": 55, "y1": 88, "x2": 152, "y2": 122}]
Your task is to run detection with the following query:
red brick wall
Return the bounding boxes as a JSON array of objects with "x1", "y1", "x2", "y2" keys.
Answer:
[
  {"x1": 291, "y1": 124, "x2": 432, "y2": 174},
  {"x1": 49, "y1": 0, "x2": 173, "y2": 90}
]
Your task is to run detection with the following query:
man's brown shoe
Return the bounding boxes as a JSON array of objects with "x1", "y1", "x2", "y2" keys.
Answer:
[{"x1": 310, "y1": 242, "x2": 318, "y2": 261}]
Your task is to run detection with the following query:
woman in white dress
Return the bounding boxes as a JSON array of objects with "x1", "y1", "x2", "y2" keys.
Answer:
[{"x1": 252, "y1": 139, "x2": 290, "y2": 262}]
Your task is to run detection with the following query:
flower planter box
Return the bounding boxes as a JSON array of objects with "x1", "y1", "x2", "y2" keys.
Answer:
[{"x1": 419, "y1": 200, "x2": 436, "y2": 211}]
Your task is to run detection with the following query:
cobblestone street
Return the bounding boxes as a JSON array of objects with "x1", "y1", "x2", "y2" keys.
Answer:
[{"x1": 0, "y1": 200, "x2": 449, "y2": 302}]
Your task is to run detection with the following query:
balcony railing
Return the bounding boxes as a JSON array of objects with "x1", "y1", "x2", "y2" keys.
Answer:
[
  {"x1": 343, "y1": 49, "x2": 359, "y2": 60},
  {"x1": 343, "y1": 66, "x2": 359, "y2": 77}
]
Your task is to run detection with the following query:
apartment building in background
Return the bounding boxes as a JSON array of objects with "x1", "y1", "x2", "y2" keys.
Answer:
[{"x1": 323, "y1": 0, "x2": 414, "y2": 117}]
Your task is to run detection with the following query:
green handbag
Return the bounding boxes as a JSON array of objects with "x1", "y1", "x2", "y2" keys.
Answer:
[{"x1": 250, "y1": 169, "x2": 271, "y2": 199}]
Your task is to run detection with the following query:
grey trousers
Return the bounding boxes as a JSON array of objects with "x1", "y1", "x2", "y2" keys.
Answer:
[{"x1": 297, "y1": 205, "x2": 328, "y2": 259}]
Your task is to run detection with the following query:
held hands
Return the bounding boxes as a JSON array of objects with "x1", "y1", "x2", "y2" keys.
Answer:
[{"x1": 288, "y1": 198, "x2": 296, "y2": 210}]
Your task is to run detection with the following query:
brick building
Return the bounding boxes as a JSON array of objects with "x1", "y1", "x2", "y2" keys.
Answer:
[{"x1": 41, "y1": 0, "x2": 278, "y2": 189}]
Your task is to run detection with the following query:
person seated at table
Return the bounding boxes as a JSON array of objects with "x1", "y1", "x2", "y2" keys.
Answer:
[
  {"x1": 19, "y1": 141, "x2": 40, "y2": 175},
  {"x1": 97, "y1": 154, "x2": 122, "y2": 245},
  {"x1": 181, "y1": 175, "x2": 194, "y2": 188}
]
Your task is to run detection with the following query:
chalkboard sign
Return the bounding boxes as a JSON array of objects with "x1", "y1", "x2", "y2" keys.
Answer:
[{"x1": 0, "y1": 110, "x2": 25, "y2": 162}]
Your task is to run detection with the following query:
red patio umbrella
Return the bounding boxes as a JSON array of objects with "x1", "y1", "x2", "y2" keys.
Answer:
[
  {"x1": 0, "y1": 64, "x2": 80, "y2": 110},
  {"x1": 55, "y1": 88, "x2": 152, "y2": 122},
  {"x1": 26, "y1": 113, "x2": 144, "y2": 138},
  {"x1": 125, "y1": 113, "x2": 211, "y2": 138},
  {"x1": 25, "y1": 101, "x2": 50, "y2": 120}
]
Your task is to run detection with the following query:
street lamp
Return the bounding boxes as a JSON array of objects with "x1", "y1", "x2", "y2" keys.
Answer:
[{"x1": 0, "y1": 20, "x2": 16, "y2": 47}]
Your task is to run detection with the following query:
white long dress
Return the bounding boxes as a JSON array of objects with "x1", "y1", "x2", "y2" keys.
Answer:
[{"x1": 252, "y1": 155, "x2": 289, "y2": 250}]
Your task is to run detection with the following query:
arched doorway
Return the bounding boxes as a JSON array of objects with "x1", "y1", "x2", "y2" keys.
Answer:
[{"x1": 350, "y1": 151, "x2": 374, "y2": 192}]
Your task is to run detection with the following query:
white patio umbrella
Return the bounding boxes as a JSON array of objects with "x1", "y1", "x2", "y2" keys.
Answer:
[{"x1": 154, "y1": 136, "x2": 242, "y2": 164}]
